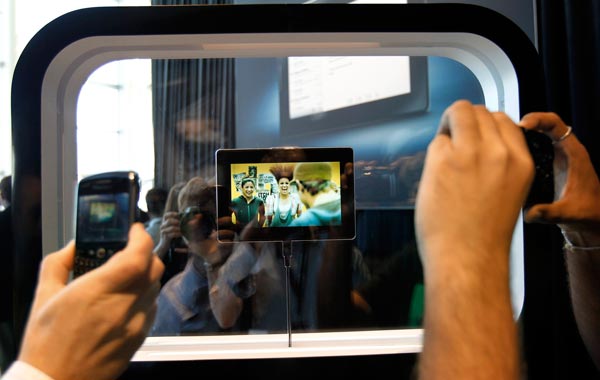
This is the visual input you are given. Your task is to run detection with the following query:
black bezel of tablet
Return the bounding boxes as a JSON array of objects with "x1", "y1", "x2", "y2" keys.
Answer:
[{"x1": 215, "y1": 147, "x2": 355, "y2": 242}]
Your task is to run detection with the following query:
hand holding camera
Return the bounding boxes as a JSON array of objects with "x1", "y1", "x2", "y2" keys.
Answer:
[{"x1": 152, "y1": 211, "x2": 187, "y2": 261}]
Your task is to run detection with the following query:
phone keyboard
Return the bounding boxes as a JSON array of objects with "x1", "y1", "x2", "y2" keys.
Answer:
[{"x1": 73, "y1": 247, "x2": 116, "y2": 277}]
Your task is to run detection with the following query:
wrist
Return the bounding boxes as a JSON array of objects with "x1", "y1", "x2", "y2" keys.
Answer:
[
  {"x1": 153, "y1": 239, "x2": 172, "y2": 259},
  {"x1": 421, "y1": 236, "x2": 510, "y2": 267},
  {"x1": 560, "y1": 227, "x2": 600, "y2": 249},
  {"x1": 423, "y1": 249, "x2": 510, "y2": 290},
  {"x1": 5, "y1": 360, "x2": 56, "y2": 380},
  {"x1": 203, "y1": 258, "x2": 224, "y2": 272},
  {"x1": 191, "y1": 253, "x2": 224, "y2": 273}
]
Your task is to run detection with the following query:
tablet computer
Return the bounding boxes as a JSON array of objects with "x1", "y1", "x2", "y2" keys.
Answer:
[{"x1": 215, "y1": 147, "x2": 355, "y2": 242}]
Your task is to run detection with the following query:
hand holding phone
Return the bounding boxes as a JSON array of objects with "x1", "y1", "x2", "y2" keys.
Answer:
[{"x1": 74, "y1": 171, "x2": 140, "y2": 277}]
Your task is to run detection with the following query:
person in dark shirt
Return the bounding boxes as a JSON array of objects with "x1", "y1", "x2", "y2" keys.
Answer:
[
  {"x1": 144, "y1": 187, "x2": 168, "y2": 246},
  {"x1": 230, "y1": 177, "x2": 265, "y2": 228}
]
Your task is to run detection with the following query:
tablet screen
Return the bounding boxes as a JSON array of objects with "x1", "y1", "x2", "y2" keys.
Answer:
[{"x1": 215, "y1": 147, "x2": 355, "y2": 242}]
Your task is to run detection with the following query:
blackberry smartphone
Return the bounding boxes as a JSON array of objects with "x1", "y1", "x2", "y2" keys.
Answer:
[{"x1": 74, "y1": 171, "x2": 140, "y2": 277}]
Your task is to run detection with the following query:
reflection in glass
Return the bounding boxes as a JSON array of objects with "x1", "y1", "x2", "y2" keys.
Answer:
[{"x1": 77, "y1": 55, "x2": 485, "y2": 339}]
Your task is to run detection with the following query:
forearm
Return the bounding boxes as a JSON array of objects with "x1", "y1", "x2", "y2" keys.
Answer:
[
  {"x1": 206, "y1": 261, "x2": 243, "y2": 329},
  {"x1": 153, "y1": 240, "x2": 170, "y2": 260},
  {"x1": 419, "y1": 248, "x2": 519, "y2": 380},
  {"x1": 563, "y1": 243, "x2": 600, "y2": 370},
  {"x1": 205, "y1": 244, "x2": 258, "y2": 329}
]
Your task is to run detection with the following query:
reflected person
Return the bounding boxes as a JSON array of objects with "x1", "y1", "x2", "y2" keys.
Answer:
[
  {"x1": 151, "y1": 179, "x2": 264, "y2": 335},
  {"x1": 153, "y1": 181, "x2": 189, "y2": 285}
]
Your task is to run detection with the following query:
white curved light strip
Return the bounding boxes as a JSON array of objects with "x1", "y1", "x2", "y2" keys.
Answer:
[{"x1": 134, "y1": 329, "x2": 423, "y2": 361}]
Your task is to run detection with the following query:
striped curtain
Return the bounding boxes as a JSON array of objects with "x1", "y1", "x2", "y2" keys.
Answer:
[{"x1": 151, "y1": 0, "x2": 235, "y2": 189}]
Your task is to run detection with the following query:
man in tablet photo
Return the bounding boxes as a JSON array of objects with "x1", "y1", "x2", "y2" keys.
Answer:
[{"x1": 290, "y1": 162, "x2": 342, "y2": 227}]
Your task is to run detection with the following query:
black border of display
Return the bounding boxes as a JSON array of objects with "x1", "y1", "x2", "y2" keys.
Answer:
[{"x1": 216, "y1": 147, "x2": 355, "y2": 241}]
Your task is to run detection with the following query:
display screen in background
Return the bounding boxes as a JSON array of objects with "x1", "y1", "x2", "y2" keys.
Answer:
[
  {"x1": 77, "y1": 193, "x2": 130, "y2": 242},
  {"x1": 287, "y1": 56, "x2": 411, "y2": 119}
]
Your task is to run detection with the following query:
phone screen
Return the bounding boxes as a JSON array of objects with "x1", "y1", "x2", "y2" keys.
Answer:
[{"x1": 76, "y1": 192, "x2": 131, "y2": 243}]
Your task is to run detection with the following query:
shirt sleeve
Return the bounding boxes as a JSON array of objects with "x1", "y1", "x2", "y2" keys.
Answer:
[
  {"x1": 2, "y1": 361, "x2": 56, "y2": 380},
  {"x1": 220, "y1": 242, "x2": 258, "y2": 299},
  {"x1": 265, "y1": 195, "x2": 274, "y2": 216}
]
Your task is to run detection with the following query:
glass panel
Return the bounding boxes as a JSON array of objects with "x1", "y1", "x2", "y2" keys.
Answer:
[{"x1": 77, "y1": 55, "x2": 484, "y2": 338}]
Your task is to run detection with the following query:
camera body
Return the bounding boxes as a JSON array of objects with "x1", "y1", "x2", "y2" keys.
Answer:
[
  {"x1": 179, "y1": 205, "x2": 214, "y2": 240},
  {"x1": 179, "y1": 185, "x2": 232, "y2": 241},
  {"x1": 522, "y1": 128, "x2": 555, "y2": 209}
]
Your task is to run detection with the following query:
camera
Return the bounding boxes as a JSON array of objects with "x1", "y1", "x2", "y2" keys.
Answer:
[
  {"x1": 179, "y1": 185, "x2": 232, "y2": 241},
  {"x1": 179, "y1": 205, "x2": 214, "y2": 240},
  {"x1": 522, "y1": 128, "x2": 554, "y2": 209}
]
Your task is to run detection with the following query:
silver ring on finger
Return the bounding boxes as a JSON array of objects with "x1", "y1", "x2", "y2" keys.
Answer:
[{"x1": 552, "y1": 125, "x2": 573, "y2": 145}]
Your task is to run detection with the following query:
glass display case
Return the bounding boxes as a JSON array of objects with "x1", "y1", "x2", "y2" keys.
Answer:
[{"x1": 11, "y1": 3, "x2": 545, "y2": 367}]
